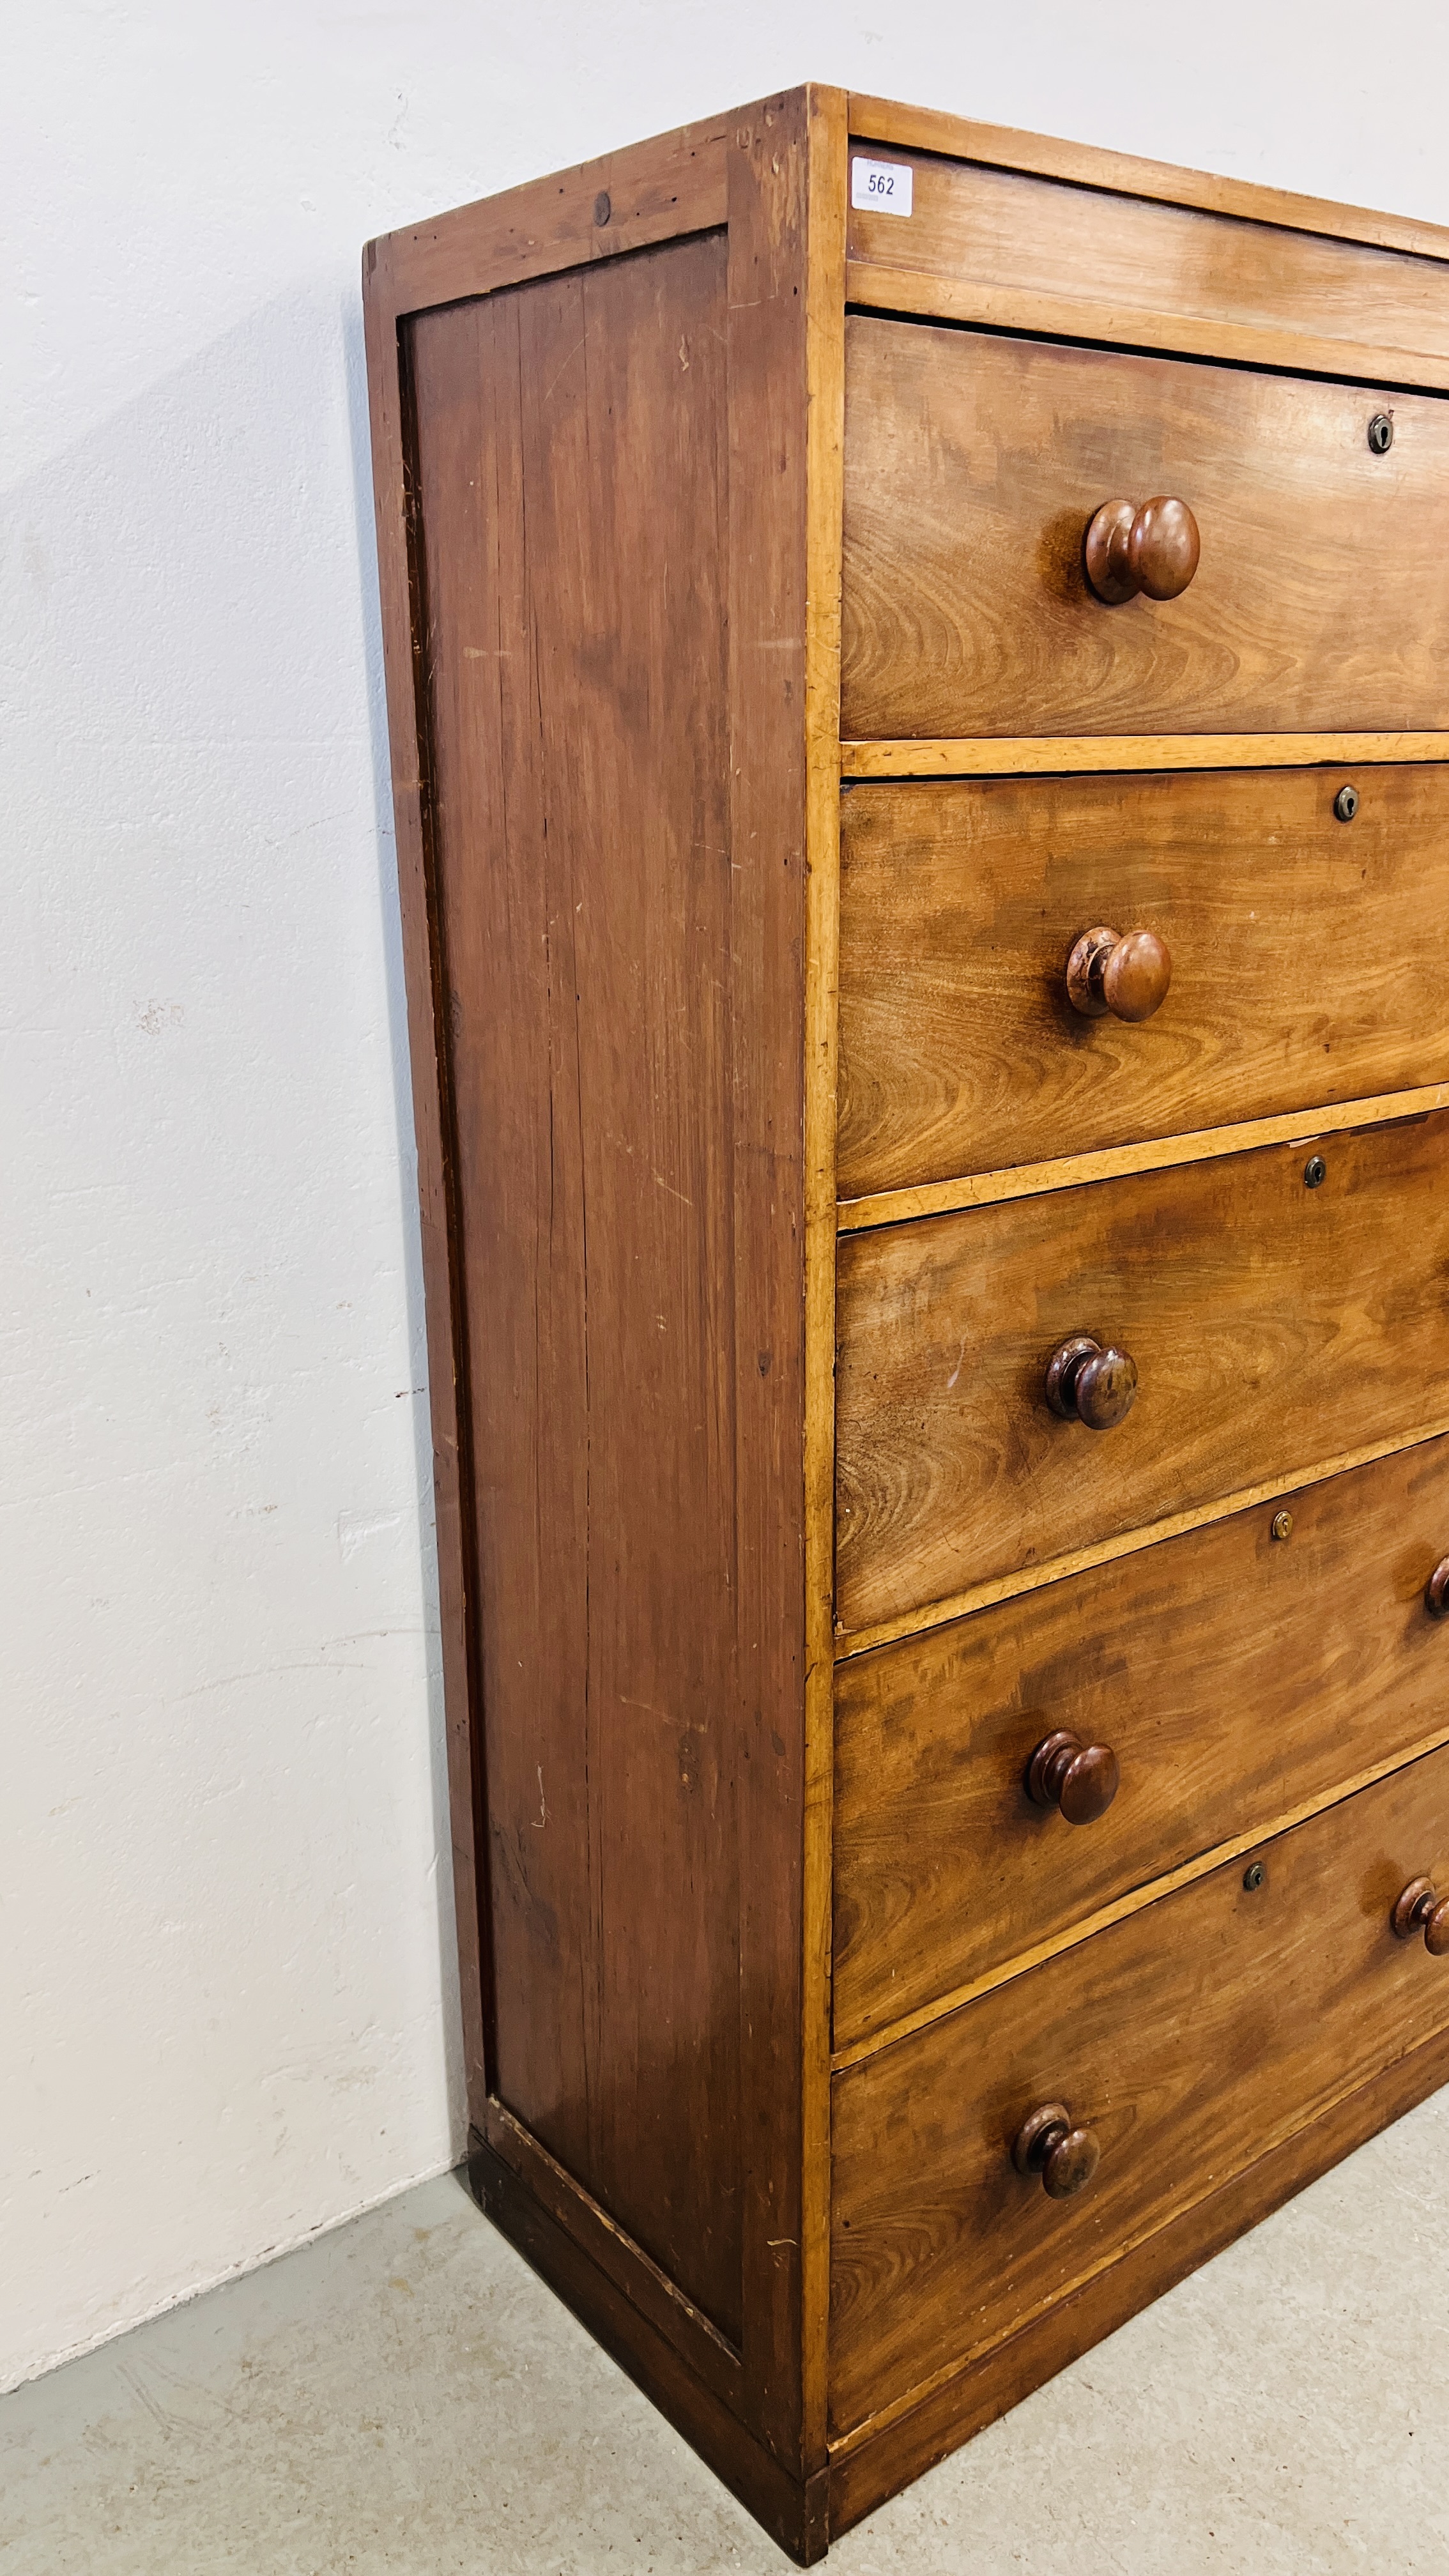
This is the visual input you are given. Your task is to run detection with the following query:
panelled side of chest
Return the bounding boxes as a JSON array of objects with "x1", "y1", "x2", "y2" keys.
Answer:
[{"x1": 365, "y1": 88, "x2": 850, "y2": 2566}]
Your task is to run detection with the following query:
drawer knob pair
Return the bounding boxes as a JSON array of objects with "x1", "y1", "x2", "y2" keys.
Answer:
[
  {"x1": 1084, "y1": 494, "x2": 1201, "y2": 604},
  {"x1": 1393, "y1": 1878, "x2": 1449, "y2": 1955},
  {"x1": 1027, "y1": 1728, "x2": 1121, "y2": 1825},
  {"x1": 1013, "y1": 2101, "x2": 1101, "y2": 2200},
  {"x1": 1046, "y1": 1333, "x2": 1138, "y2": 1430},
  {"x1": 1066, "y1": 924, "x2": 1172, "y2": 1023}
]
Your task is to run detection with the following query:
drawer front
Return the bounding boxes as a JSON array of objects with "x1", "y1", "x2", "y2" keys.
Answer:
[
  {"x1": 830, "y1": 1742, "x2": 1449, "y2": 2437},
  {"x1": 841, "y1": 319, "x2": 1449, "y2": 740},
  {"x1": 835, "y1": 1437, "x2": 1449, "y2": 2048},
  {"x1": 838, "y1": 765, "x2": 1449, "y2": 1202},
  {"x1": 845, "y1": 148, "x2": 1449, "y2": 387},
  {"x1": 836, "y1": 1109, "x2": 1449, "y2": 1634}
]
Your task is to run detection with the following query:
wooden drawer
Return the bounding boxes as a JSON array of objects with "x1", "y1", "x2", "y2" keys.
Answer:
[
  {"x1": 834, "y1": 1437, "x2": 1449, "y2": 2048},
  {"x1": 845, "y1": 144, "x2": 1449, "y2": 390},
  {"x1": 838, "y1": 766, "x2": 1449, "y2": 1202},
  {"x1": 841, "y1": 319, "x2": 1449, "y2": 740},
  {"x1": 836, "y1": 1108, "x2": 1449, "y2": 1635},
  {"x1": 830, "y1": 1741, "x2": 1449, "y2": 2438}
]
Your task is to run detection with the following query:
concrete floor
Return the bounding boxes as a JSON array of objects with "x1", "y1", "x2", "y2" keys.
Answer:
[{"x1": 5, "y1": 2089, "x2": 1449, "y2": 2575}]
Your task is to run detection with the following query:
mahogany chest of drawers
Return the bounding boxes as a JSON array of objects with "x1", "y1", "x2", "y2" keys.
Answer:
[{"x1": 364, "y1": 88, "x2": 1449, "y2": 2559}]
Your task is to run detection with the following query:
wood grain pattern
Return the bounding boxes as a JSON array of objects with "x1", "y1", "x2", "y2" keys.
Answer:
[
  {"x1": 846, "y1": 93, "x2": 1449, "y2": 263},
  {"x1": 800, "y1": 84, "x2": 850, "y2": 2475},
  {"x1": 722, "y1": 89, "x2": 816, "y2": 2474},
  {"x1": 839, "y1": 733, "x2": 1449, "y2": 778},
  {"x1": 380, "y1": 83, "x2": 834, "y2": 2526},
  {"x1": 826, "y1": 2014, "x2": 1449, "y2": 2530},
  {"x1": 838, "y1": 1084, "x2": 1449, "y2": 1237},
  {"x1": 468, "y1": 2130, "x2": 827, "y2": 2564},
  {"x1": 836, "y1": 1417, "x2": 1449, "y2": 1662},
  {"x1": 364, "y1": 113, "x2": 730, "y2": 318},
  {"x1": 482, "y1": 2096, "x2": 742, "y2": 2405},
  {"x1": 846, "y1": 153, "x2": 1449, "y2": 385},
  {"x1": 841, "y1": 322, "x2": 1449, "y2": 740},
  {"x1": 838, "y1": 767, "x2": 1449, "y2": 1199},
  {"x1": 835, "y1": 1110, "x2": 1449, "y2": 1634},
  {"x1": 832, "y1": 1710, "x2": 1449, "y2": 2071},
  {"x1": 409, "y1": 240, "x2": 746, "y2": 2340},
  {"x1": 834, "y1": 1438, "x2": 1449, "y2": 2047},
  {"x1": 845, "y1": 259, "x2": 1449, "y2": 406},
  {"x1": 829, "y1": 1743, "x2": 1449, "y2": 2437}
]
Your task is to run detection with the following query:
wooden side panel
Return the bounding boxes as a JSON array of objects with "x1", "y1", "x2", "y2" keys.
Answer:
[
  {"x1": 364, "y1": 272, "x2": 490, "y2": 2135},
  {"x1": 829, "y1": 1742, "x2": 1449, "y2": 2437},
  {"x1": 367, "y1": 115, "x2": 730, "y2": 316},
  {"x1": 845, "y1": 149, "x2": 1449, "y2": 385},
  {"x1": 723, "y1": 91, "x2": 816, "y2": 2471},
  {"x1": 838, "y1": 765, "x2": 1449, "y2": 1201},
  {"x1": 468, "y1": 2131, "x2": 828, "y2": 2566},
  {"x1": 841, "y1": 322, "x2": 1449, "y2": 740},
  {"x1": 836, "y1": 1110, "x2": 1449, "y2": 1634},
  {"x1": 834, "y1": 1436, "x2": 1449, "y2": 2046},
  {"x1": 409, "y1": 237, "x2": 746, "y2": 2342}
]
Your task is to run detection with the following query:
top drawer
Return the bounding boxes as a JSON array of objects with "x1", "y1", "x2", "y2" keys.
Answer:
[
  {"x1": 844, "y1": 148, "x2": 1449, "y2": 390},
  {"x1": 841, "y1": 319, "x2": 1449, "y2": 739}
]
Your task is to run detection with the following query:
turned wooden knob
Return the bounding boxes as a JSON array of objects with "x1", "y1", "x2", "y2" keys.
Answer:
[
  {"x1": 1045, "y1": 1334, "x2": 1138, "y2": 1430},
  {"x1": 1392, "y1": 1878, "x2": 1449, "y2": 1955},
  {"x1": 1026, "y1": 1729, "x2": 1121, "y2": 1825},
  {"x1": 1426, "y1": 1556, "x2": 1449, "y2": 1616},
  {"x1": 1066, "y1": 925, "x2": 1172, "y2": 1023},
  {"x1": 1085, "y1": 495, "x2": 1200, "y2": 604},
  {"x1": 1012, "y1": 2102, "x2": 1101, "y2": 2199}
]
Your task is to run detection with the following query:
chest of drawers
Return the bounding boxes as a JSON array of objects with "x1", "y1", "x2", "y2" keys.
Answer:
[{"x1": 364, "y1": 88, "x2": 1449, "y2": 2561}]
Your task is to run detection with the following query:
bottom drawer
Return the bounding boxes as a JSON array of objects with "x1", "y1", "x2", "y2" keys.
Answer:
[{"x1": 830, "y1": 1743, "x2": 1449, "y2": 2440}]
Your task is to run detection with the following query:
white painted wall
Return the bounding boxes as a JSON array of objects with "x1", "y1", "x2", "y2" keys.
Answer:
[{"x1": 6, "y1": 0, "x2": 1448, "y2": 2395}]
